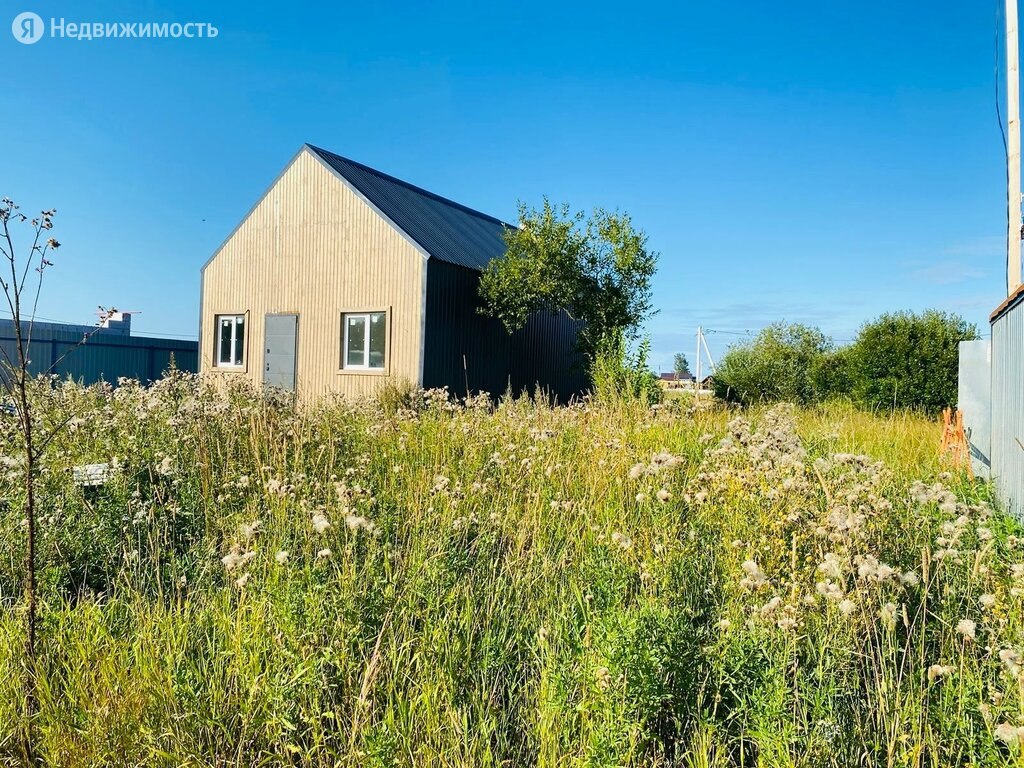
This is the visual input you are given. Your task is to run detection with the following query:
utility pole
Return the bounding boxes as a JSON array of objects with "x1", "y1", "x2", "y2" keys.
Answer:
[
  {"x1": 695, "y1": 326, "x2": 702, "y2": 393},
  {"x1": 1008, "y1": 0, "x2": 1021, "y2": 294},
  {"x1": 700, "y1": 329, "x2": 717, "y2": 374}
]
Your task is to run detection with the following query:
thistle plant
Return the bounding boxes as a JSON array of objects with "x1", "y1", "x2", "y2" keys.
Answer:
[
  {"x1": 0, "y1": 378, "x2": 1021, "y2": 766},
  {"x1": 0, "y1": 199, "x2": 111, "y2": 764},
  {"x1": 0, "y1": 199, "x2": 60, "y2": 763}
]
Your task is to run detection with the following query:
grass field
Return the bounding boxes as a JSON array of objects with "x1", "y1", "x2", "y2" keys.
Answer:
[{"x1": 0, "y1": 375, "x2": 1021, "y2": 766}]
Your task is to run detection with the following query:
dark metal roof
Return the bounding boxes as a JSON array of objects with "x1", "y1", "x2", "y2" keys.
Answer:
[{"x1": 307, "y1": 144, "x2": 512, "y2": 272}]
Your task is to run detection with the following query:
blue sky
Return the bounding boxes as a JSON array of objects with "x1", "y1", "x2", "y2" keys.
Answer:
[{"x1": 1, "y1": 1, "x2": 1011, "y2": 370}]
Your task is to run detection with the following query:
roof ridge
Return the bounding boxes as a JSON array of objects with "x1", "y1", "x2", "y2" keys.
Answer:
[{"x1": 305, "y1": 144, "x2": 512, "y2": 229}]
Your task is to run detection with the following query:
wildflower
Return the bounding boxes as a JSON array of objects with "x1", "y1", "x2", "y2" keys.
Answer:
[
  {"x1": 1000, "y1": 648, "x2": 1023, "y2": 677},
  {"x1": 312, "y1": 513, "x2": 331, "y2": 534},
  {"x1": 344, "y1": 513, "x2": 373, "y2": 532},
  {"x1": 853, "y1": 554, "x2": 894, "y2": 582},
  {"x1": 995, "y1": 723, "x2": 1024, "y2": 746},
  {"x1": 956, "y1": 619, "x2": 977, "y2": 641},
  {"x1": 317, "y1": 548, "x2": 332, "y2": 559},
  {"x1": 155, "y1": 455, "x2": 176, "y2": 477},
  {"x1": 980, "y1": 593, "x2": 997, "y2": 610},
  {"x1": 595, "y1": 666, "x2": 611, "y2": 691},
  {"x1": 874, "y1": 563, "x2": 895, "y2": 581},
  {"x1": 927, "y1": 664, "x2": 954, "y2": 682},
  {"x1": 635, "y1": 492, "x2": 647, "y2": 503},
  {"x1": 760, "y1": 596, "x2": 782, "y2": 615},
  {"x1": 239, "y1": 520, "x2": 261, "y2": 542},
  {"x1": 879, "y1": 602, "x2": 899, "y2": 629},
  {"x1": 235, "y1": 572, "x2": 249, "y2": 588},
  {"x1": 838, "y1": 599, "x2": 857, "y2": 616},
  {"x1": 656, "y1": 488, "x2": 671, "y2": 503},
  {"x1": 977, "y1": 526, "x2": 994, "y2": 542},
  {"x1": 611, "y1": 531, "x2": 633, "y2": 551},
  {"x1": 816, "y1": 581, "x2": 844, "y2": 601},
  {"x1": 650, "y1": 451, "x2": 681, "y2": 470},
  {"x1": 776, "y1": 611, "x2": 799, "y2": 632},
  {"x1": 717, "y1": 618, "x2": 732, "y2": 631},
  {"x1": 275, "y1": 550, "x2": 289, "y2": 565},
  {"x1": 899, "y1": 571, "x2": 920, "y2": 587},
  {"x1": 537, "y1": 626, "x2": 549, "y2": 643},
  {"x1": 817, "y1": 552, "x2": 843, "y2": 579},
  {"x1": 739, "y1": 560, "x2": 768, "y2": 590},
  {"x1": 221, "y1": 545, "x2": 249, "y2": 571},
  {"x1": 628, "y1": 463, "x2": 646, "y2": 480}
]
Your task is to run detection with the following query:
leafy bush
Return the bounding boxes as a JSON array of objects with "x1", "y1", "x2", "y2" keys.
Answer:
[
  {"x1": 711, "y1": 311, "x2": 977, "y2": 413},
  {"x1": 846, "y1": 310, "x2": 978, "y2": 413},
  {"x1": 711, "y1": 323, "x2": 833, "y2": 405},
  {"x1": 591, "y1": 332, "x2": 662, "y2": 406}
]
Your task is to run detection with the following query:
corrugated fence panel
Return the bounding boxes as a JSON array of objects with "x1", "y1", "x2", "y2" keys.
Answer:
[
  {"x1": 0, "y1": 321, "x2": 197, "y2": 385},
  {"x1": 992, "y1": 298, "x2": 1024, "y2": 514}
]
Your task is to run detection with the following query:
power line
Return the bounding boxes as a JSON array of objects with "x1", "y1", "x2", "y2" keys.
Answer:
[{"x1": 704, "y1": 328, "x2": 756, "y2": 336}]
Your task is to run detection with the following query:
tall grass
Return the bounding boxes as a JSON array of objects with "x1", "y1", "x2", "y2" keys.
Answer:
[{"x1": 0, "y1": 374, "x2": 1021, "y2": 767}]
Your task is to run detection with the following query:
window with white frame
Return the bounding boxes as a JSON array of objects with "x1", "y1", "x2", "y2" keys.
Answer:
[
  {"x1": 342, "y1": 311, "x2": 387, "y2": 370},
  {"x1": 215, "y1": 314, "x2": 246, "y2": 367}
]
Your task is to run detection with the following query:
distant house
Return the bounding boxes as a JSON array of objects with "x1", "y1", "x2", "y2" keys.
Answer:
[
  {"x1": 659, "y1": 371, "x2": 694, "y2": 386},
  {"x1": 0, "y1": 312, "x2": 197, "y2": 385},
  {"x1": 200, "y1": 145, "x2": 586, "y2": 401}
]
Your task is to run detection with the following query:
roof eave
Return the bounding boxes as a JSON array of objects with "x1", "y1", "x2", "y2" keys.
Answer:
[{"x1": 991, "y1": 283, "x2": 1024, "y2": 323}]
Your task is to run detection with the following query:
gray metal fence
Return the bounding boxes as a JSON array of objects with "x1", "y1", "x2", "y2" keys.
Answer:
[
  {"x1": 0, "y1": 320, "x2": 197, "y2": 385},
  {"x1": 991, "y1": 296, "x2": 1024, "y2": 513},
  {"x1": 958, "y1": 339, "x2": 992, "y2": 479}
]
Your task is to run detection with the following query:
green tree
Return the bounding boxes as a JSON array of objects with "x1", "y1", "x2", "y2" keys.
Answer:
[
  {"x1": 846, "y1": 310, "x2": 977, "y2": 413},
  {"x1": 673, "y1": 352, "x2": 691, "y2": 379},
  {"x1": 478, "y1": 199, "x2": 658, "y2": 362},
  {"x1": 712, "y1": 323, "x2": 832, "y2": 405}
]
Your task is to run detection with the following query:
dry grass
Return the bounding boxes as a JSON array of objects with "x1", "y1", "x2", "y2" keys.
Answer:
[{"x1": 0, "y1": 376, "x2": 1018, "y2": 767}]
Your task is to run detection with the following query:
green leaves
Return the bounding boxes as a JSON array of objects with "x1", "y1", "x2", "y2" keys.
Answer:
[
  {"x1": 712, "y1": 323, "x2": 833, "y2": 406},
  {"x1": 478, "y1": 199, "x2": 658, "y2": 362},
  {"x1": 673, "y1": 354, "x2": 691, "y2": 379},
  {"x1": 846, "y1": 310, "x2": 978, "y2": 413},
  {"x1": 712, "y1": 311, "x2": 978, "y2": 413}
]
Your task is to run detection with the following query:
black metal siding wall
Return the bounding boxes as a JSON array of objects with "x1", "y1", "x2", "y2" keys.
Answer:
[{"x1": 422, "y1": 261, "x2": 587, "y2": 401}]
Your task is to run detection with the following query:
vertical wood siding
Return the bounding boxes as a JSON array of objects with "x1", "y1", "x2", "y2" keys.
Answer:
[{"x1": 200, "y1": 150, "x2": 426, "y2": 399}]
